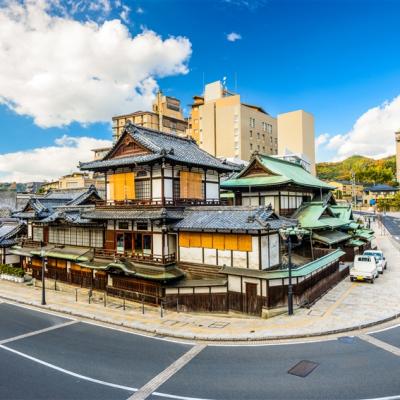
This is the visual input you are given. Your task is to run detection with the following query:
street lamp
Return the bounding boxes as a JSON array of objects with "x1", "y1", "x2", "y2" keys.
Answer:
[
  {"x1": 279, "y1": 227, "x2": 308, "y2": 316},
  {"x1": 40, "y1": 241, "x2": 47, "y2": 306}
]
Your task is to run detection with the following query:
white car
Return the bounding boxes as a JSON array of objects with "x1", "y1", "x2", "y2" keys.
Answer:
[
  {"x1": 363, "y1": 250, "x2": 387, "y2": 274},
  {"x1": 350, "y1": 255, "x2": 379, "y2": 283}
]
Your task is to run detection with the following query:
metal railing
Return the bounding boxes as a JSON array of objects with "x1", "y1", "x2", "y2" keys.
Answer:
[
  {"x1": 94, "y1": 248, "x2": 176, "y2": 264},
  {"x1": 94, "y1": 198, "x2": 222, "y2": 208}
]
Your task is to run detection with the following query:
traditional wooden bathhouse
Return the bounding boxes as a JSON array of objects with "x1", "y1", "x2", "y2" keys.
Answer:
[
  {"x1": 0, "y1": 219, "x2": 26, "y2": 265},
  {"x1": 10, "y1": 123, "x2": 350, "y2": 316},
  {"x1": 221, "y1": 153, "x2": 333, "y2": 216}
]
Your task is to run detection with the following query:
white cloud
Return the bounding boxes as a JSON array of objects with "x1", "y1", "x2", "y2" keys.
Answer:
[
  {"x1": 0, "y1": 0, "x2": 192, "y2": 128},
  {"x1": 325, "y1": 95, "x2": 400, "y2": 160},
  {"x1": 136, "y1": 6, "x2": 144, "y2": 14},
  {"x1": 119, "y1": 4, "x2": 130, "y2": 23},
  {"x1": 226, "y1": 32, "x2": 242, "y2": 42},
  {"x1": 0, "y1": 136, "x2": 112, "y2": 182},
  {"x1": 315, "y1": 133, "x2": 329, "y2": 149}
]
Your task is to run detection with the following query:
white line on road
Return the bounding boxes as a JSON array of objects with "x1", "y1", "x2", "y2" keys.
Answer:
[
  {"x1": 359, "y1": 334, "x2": 400, "y2": 357},
  {"x1": 0, "y1": 344, "x2": 138, "y2": 392},
  {"x1": 0, "y1": 344, "x2": 213, "y2": 400},
  {"x1": 128, "y1": 344, "x2": 207, "y2": 400},
  {"x1": 0, "y1": 320, "x2": 78, "y2": 345}
]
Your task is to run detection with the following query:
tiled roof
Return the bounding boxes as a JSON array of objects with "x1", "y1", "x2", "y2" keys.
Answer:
[
  {"x1": 39, "y1": 210, "x2": 95, "y2": 225},
  {"x1": 172, "y1": 206, "x2": 295, "y2": 232},
  {"x1": 80, "y1": 123, "x2": 237, "y2": 172},
  {"x1": 364, "y1": 184, "x2": 399, "y2": 192},
  {"x1": 222, "y1": 154, "x2": 333, "y2": 190},
  {"x1": 82, "y1": 208, "x2": 184, "y2": 221},
  {"x1": 0, "y1": 221, "x2": 25, "y2": 241}
]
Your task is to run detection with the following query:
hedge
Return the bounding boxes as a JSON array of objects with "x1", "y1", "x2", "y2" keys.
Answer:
[{"x1": 0, "y1": 264, "x2": 25, "y2": 278}]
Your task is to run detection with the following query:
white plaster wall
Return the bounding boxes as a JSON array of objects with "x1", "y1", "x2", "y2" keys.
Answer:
[
  {"x1": 206, "y1": 182, "x2": 219, "y2": 200},
  {"x1": 211, "y1": 286, "x2": 227, "y2": 293},
  {"x1": 28, "y1": 223, "x2": 32, "y2": 238},
  {"x1": 261, "y1": 235, "x2": 270, "y2": 269},
  {"x1": 218, "y1": 250, "x2": 231, "y2": 267},
  {"x1": 168, "y1": 234, "x2": 177, "y2": 255},
  {"x1": 269, "y1": 233, "x2": 280, "y2": 266},
  {"x1": 248, "y1": 237, "x2": 259, "y2": 269},
  {"x1": 164, "y1": 167, "x2": 173, "y2": 177},
  {"x1": 180, "y1": 247, "x2": 202, "y2": 263},
  {"x1": 206, "y1": 171, "x2": 219, "y2": 182},
  {"x1": 166, "y1": 288, "x2": 179, "y2": 294},
  {"x1": 152, "y1": 179, "x2": 162, "y2": 200},
  {"x1": 204, "y1": 248, "x2": 217, "y2": 265},
  {"x1": 177, "y1": 287, "x2": 195, "y2": 294},
  {"x1": 164, "y1": 178, "x2": 173, "y2": 200},
  {"x1": 228, "y1": 275, "x2": 241, "y2": 292},
  {"x1": 107, "y1": 220, "x2": 114, "y2": 230},
  {"x1": 232, "y1": 251, "x2": 247, "y2": 268},
  {"x1": 5, "y1": 255, "x2": 20, "y2": 264},
  {"x1": 153, "y1": 233, "x2": 163, "y2": 256},
  {"x1": 194, "y1": 287, "x2": 210, "y2": 294}
]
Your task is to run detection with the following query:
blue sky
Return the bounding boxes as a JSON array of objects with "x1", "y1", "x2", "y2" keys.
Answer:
[{"x1": 1, "y1": 0, "x2": 400, "y2": 181}]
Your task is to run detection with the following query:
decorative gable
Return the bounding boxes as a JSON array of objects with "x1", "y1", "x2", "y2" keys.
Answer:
[
  {"x1": 240, "y1": 158, "x2": 278, "y2": 178},
  {"x1": 107, "y1": 132, "x2": 151, "y2": 159}
]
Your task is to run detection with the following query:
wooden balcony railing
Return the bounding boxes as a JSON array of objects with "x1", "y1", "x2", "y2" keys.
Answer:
[
  {"x1": 94, "y1": 248, "x2": 176, "y2": 264},
  {"x1": 95, "y1": 198, "x2": 222, "y2": 208}
]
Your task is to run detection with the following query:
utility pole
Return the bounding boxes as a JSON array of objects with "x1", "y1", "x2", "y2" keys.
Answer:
[{"x1": 351, "y1": 170, "x2": 356, "y2": 207}]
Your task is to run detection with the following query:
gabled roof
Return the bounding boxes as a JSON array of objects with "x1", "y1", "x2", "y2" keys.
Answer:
[
  {"x1": 330, "y1": 204, "x2": 354, "y2": 221},
  {"x1": 0, "y1": 220, "x2": 26, "y2": 247},
  {"x1": 172, "y1": 205, "x2": 295, "y2": 232},
  {"x1": 80, "y1": 122, "x2": 237, "y2": 172},
  {"x1": 291, "y1": 202, "x2": 347, "y2": 229},
  {"x1": 13, "y1": 186, "x2": 102, "y2": 221},
  {"x1": 221, "y1": 154, "x2": 333, "y2": 190}
]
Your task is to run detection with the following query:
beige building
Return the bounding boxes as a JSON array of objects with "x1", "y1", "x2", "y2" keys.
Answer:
[
  {"x1": 328, "y1": 180, "x2": 364, "y2": 203},
  {"x1": 395, "y1": 129, "x2": 400, "y2": 182},
  {"x1": 42, "y1": 173, "x2": 105, "y2": 192},
  {"x1": 188, "y1": 81, "x2": 278, "y2": 161},
  {"x1": 112, "y1": 91, "x2": 188, "y2": 141},
  {"x1": 277, "y1": 110, "x2": 316, "y2": 175}
]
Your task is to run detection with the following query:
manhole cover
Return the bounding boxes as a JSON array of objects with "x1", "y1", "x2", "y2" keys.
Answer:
[
  {"x1": 288, "y1": 360, "x2": 319, "y2": 378},
  {"x1": 208, "y1": 322, "x2": 230, "y2": 329}
]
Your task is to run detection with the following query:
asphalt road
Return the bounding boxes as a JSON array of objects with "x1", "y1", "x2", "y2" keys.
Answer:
[
  {"x1": 381, "y1": 214, "x2": 400, "y2": 245},
  {"x1": 1, "y1": 302, "x2": 400, "y2": 400}
]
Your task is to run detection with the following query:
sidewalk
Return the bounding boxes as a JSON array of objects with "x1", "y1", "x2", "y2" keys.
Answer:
[{"x1": 1, "y1": 227, "x2": 400, "y2": 342}]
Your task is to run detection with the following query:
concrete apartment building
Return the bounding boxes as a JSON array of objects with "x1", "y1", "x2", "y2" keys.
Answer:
[
  {"x1": 112, "y1": 91, "x2": 188, "y2": 141},
  {"x1": 187, "y1": 82, "x2": 316, "y2": 175},
  {"x1": 187, "y1": 81, "x2": 278, "y2": 161},
  {"x1": 41, "y1": 172, "x2": 105, "y2": 192}
]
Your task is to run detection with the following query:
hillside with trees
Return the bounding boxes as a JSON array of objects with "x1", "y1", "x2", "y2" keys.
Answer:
[{"x1": 316, "y1": 155, "x2": 397, "y2": 185}]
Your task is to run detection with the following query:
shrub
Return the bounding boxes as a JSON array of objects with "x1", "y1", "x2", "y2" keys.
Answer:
[{"x1": 0, "y1": 264, "x2": 25, "y2": 278}]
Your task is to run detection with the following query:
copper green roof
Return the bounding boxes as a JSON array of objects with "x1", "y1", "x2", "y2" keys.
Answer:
[
  {"x1": 330, "y1": 204, "x2": 353, "y2": 221},
  {"x1": 11, "y1": 245, "x2": 92, "y2": 262},
  {"x1": 292, "y1": 202, "x2": 347, "y2": 229},
  {"x1": 222, "y1": 249, "x2": 345, "y2": 280},
  {"x1": 221, "y1": 154, "x2": 333, "y2": 190},
  {"x1": 355, "y1": 229, "x2": 375, "y2": 241},
  {"x1": 346, "y1": 239, "x2": 365, "y2": 247},
  {"x1": 312, "y1": 230, "x2": 352, "y2": 245}
]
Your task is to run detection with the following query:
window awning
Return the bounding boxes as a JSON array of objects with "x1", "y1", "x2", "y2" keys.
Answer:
[{"x1": 312, "y1": 230, "x2": 352, "y2": 245}]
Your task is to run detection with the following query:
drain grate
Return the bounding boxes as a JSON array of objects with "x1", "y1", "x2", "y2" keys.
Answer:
[{"x1": 288, "y1": 360, "x2": 319, "y2": 378}]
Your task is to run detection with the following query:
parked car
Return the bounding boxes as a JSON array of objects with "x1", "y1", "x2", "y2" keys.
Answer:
[
  {"x1": 350, "y1": 255, "x2": 379, "y2": 283},
  {"x1": 363, "y1": 250, "x2": 387, "y2": 274}
]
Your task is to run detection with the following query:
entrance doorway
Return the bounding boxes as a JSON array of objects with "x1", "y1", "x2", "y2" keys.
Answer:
[{"x1": 245, "y1": 282, "x2": 259, "y2": 315}]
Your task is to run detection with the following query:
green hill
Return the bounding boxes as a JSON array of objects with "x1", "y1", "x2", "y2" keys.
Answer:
[{"x1": 316, "y1": 155, "x2": 397, "y2": 185}]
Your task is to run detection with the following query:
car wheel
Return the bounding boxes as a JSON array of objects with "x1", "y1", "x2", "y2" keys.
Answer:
[
  {"x1": 350, "y1": 277, "x2": 354, "y2": 282},
  {"x1": 371, "y1": 279, "x2": 374, "y2": 284}
]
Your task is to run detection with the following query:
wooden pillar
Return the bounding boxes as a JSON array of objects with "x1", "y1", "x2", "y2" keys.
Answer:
[
  {"x1": 150, "y1": 165, "x2": 153, "y2": 202},
  {"x1": 104, "y1": 171, "x2": 107, "y2": 203},
  {"x1": 161, "y1": 160, "x2": 165, "y2": 206},
  {"x1": 258, "y1": 234, "x2": 262, "y2": 270},
  {"x1": 203, "y1": 168, "x2": 207, "y2": 201}
]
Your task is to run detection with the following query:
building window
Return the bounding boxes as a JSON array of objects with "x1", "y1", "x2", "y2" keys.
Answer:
[
  {"x1": 267, "y1": 124, "x2": 272, "y2": 134},
  {"x1": 135, "y1": 179, "x2": 151, "y2": 200},
  {"x1": 262, "y1": 133, "x2": 265, "y2": 140},
  {"x1": 250, "y1": 143, "x2": 253, "y2": 150},
  {"x1": 263, "y1": 146, "x2": 265, "y2": 152},
  {"x1": 118, "y1": 221, "x2": 129, "y2": 230},
  {"x1": 137, "y1": 222, "x2": 148, "y2": 231},
  {"x1": 33, "y1": 227, "x2": 43, "y2": 242},
  {"x1": 249, "y1": 117, "x2": 255, "y2": 128},
  {"x1": 249, "y1": 130, "x2": 252, "y2": 138},
  {"x1": 257, "y1": 132, "x2": 260, "y2": 139},
  {"x1": 257, "y1": 145, "x2": 260, "y2": 150},
  {"x1": 173, "y1": 179, "x2": 180, "y2": 200}
]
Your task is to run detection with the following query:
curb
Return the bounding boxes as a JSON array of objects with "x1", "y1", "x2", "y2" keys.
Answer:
[{"x1": 1, "y1": 293, "x2": 400, "y2": 343}]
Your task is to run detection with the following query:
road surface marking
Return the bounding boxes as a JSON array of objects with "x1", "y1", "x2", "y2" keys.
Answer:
[
  {"x1": 128, "y1": 344, "x2": 207, "y2": 400},
  {"x1": 152, "y1": 392, "x2": 214, "y2": 400},
  {"x1": 0, "y1": 344, "x2": 138, "y2": 392},
  {"x1": 359, "y1": 334, "x2": 400, "y2": 357},
  {"x1": 0, "y1": 320, "x2": 78, "y2": 345}
]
